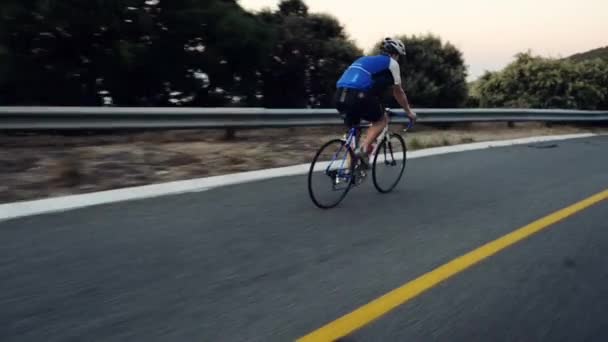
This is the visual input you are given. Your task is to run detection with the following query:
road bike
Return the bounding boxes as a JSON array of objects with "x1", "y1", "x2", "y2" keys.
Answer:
[{"x1": 307, "y1": 109, "x2": 414, "y2": 209}]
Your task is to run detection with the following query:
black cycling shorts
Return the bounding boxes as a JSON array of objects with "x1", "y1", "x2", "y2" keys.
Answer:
[{"x1": 334, "y1": 87, "x2": 384, "y2": 127}]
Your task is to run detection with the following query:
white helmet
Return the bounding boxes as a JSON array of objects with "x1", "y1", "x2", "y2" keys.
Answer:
[{"x1": 383, "y1": 37, "x2": 406, "y2": 56}]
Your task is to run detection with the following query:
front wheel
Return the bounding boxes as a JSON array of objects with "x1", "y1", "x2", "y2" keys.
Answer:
[
  {"x1": 372, "y1": 132, "x2": 407, "y2": 193},
  {"x1": 308, "y1": 139, "x2": 356, "y2": 209}
]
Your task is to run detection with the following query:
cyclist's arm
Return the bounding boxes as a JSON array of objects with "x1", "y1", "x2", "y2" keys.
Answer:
[
  {"x1": 392, "y1": 85, "x2": 415, "y2": 118},
  {"x1": 388, "y1": 58, "x2": 417, "y2": 120}
]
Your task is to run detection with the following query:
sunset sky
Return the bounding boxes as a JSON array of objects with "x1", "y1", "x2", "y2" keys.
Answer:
[{"x1": 240, "y1": 0, "x2": 608, "y2": 80}]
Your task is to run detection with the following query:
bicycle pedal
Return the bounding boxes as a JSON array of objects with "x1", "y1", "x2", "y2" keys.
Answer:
[{"x1": 353, "y1": 167, "x2": 367, "y2": 185}]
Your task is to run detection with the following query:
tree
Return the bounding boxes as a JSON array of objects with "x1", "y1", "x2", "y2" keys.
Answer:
[
  {"x1": 258, "y1": 0, "x2": 362, "y2": 108},
  {"x1": 278, "y1": 0, "x2": 308, "y2": 17},
  {"x1": 371, "y1": 34, "x2": 469, "y2": 108},
  {"x1": 0, "y1": 0, "x2": 472, "y2": 109},
  {"x1": 0, "y1": 0, "x2": 274, "y2": 106}
]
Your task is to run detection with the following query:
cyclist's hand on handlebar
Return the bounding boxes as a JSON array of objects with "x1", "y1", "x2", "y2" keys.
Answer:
[{"x1": 407, "y1": 110, "x2": 417, "y2": 122}]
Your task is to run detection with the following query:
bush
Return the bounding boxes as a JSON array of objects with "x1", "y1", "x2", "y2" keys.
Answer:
[{"x1": 477, "y1": 52, "x2": 608, "y2": 109}]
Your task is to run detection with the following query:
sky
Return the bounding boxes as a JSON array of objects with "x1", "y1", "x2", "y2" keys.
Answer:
[{"x1": 239, "y1": 0, "x2": 608, "y2": 81}]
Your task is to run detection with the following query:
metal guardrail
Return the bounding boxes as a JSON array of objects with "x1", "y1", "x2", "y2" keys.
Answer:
[{"x1": 0, "y1": 107, "x2": 607, "y2": 130}]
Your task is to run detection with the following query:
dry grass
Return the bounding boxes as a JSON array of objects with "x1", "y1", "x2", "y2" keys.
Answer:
[
  {"x1": 0, "y1": 122, "x2": 605, "y2": 203},
  {"x1": 50, "y1": 155, "x2": 82, "y2": 188},
  {"x1": 403, "y1": 122, "x2": 603, "y2": 150}
]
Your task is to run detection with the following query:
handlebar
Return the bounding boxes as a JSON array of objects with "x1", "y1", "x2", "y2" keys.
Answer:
[{"x1": 385, "y1": 109, "x2": 415, "y2": 132}]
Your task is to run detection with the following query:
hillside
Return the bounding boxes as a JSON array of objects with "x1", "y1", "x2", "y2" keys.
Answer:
[{"x1": 566, "y1": 46, "x2": 608, "y2": 62}]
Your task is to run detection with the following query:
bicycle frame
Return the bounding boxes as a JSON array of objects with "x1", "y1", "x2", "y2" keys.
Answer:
[
  {"x1": 324, "y1": 109, "x2": 414, "y2": 181},
  {"x1": 324, "y1": 125, "x2": 359, "y2": 181}
]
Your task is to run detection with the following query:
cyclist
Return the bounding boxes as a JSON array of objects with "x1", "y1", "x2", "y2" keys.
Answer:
[{"x1": 334, "y1": 37, "x2": 417, "y2": 164}]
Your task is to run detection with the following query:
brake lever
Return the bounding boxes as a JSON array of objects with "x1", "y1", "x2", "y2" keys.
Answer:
[
  {"x1": 385, "y1": 109, "x2": 414, "y2": 132},
  {"x1": 403, "y1": 119, "x2": 414, "y2": 132}
]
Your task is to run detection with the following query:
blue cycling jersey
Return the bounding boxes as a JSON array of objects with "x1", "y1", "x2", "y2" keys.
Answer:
[{"x1": 336, "y1": 54, "x2": 401, "y2": 93}]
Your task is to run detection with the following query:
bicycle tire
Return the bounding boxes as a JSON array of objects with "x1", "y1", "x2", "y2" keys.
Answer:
[
  {"x1": 308, "y1": 139, "x2": 356, "y2": 209},
  {"x1": 372, "y1": 132, "x2": 407, "y2": 193}
]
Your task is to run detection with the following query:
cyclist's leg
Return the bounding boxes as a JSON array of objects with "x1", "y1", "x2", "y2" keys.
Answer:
[
  {"x1": 334, "y1": 88, "x2": 361, "y2": 170},
  {"x1": 343, "y1": 114, "x2": 360, "y2": 172},
  {"x1": 360, "y1": 97, "x2": 386, "y2": 155}
]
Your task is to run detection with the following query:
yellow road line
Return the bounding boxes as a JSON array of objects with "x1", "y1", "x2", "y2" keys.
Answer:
[{"x1": 297, "y1": 188, "x2": 608, "y2": 342}]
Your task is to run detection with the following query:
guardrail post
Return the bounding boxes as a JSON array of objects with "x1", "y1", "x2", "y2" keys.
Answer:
[{"x1": 224, "y1": 128, "x2": 236, "y2": 140}]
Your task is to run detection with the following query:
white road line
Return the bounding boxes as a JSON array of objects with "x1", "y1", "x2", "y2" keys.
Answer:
[{"x1": 0, "y1": 133, "x2": 597, "y2": 221}]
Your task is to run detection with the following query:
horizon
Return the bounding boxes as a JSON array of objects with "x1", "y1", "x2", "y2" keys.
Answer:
[{"x1": 240, "y1": 0, "x2": 608, "y2": 81}]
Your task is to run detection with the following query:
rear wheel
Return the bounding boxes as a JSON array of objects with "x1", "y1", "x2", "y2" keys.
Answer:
[
  {"x1": 372, "y1": 132, "x2": 407, "y2": 193},
  {"x1": 308, "y1": 139, "x2": 356, "y2": 209}
]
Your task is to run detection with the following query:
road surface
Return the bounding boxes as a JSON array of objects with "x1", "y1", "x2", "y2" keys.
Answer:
[{"x1": 1, "y1": 135, "x2": 607, "y2": 341}]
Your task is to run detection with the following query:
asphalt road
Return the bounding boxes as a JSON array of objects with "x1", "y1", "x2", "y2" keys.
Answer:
[{"x1": 1, "y1": 135, "x2": 607, "y2": 342}]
